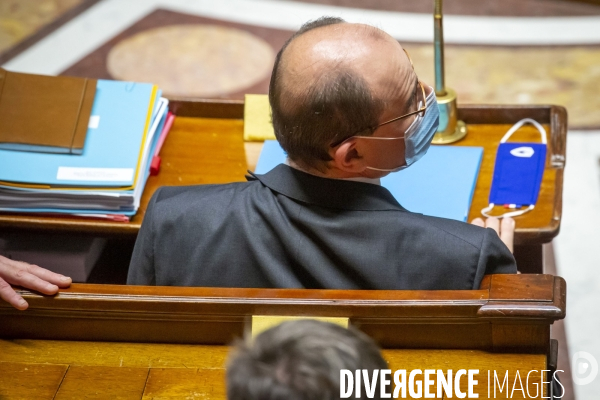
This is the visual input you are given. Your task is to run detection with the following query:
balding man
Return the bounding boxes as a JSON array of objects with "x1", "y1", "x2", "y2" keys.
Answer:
[{"x1": 127, "y1": 17, "x2": 516, "y2": 290}]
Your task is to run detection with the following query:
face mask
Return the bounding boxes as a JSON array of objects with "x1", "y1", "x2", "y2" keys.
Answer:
[
  {"x1": 364, "y1": 89, "x2": 440, "y2": 172},
  {"x1": 481, "y1": 118, "x2": 547, "y2": 218}
]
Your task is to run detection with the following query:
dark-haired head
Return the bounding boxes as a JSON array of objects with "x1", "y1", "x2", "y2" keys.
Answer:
[
  {"x1": 268, "y1": 17, "x2": 417, "y2": 174},
  {"x1": 226, "y1": 319, "x2": 388, "y2": 400}
]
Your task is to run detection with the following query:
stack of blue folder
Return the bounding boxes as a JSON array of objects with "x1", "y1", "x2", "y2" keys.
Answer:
[{"x1": 0, "y1": 80, "x2": 169, "y2": 221}]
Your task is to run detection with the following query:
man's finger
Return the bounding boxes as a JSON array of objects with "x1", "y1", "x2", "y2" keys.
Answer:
[
  {"x1": 500, "y1": 217, "x2": 515, "y2": 253},
  {"x1": 485, "y1": 217, "x2": 500, "y2": 235},
  {"x1": 471, "y1": 218, "x2": 485, "y2": 227},
  {"x1": 8, "y1": 267, "x2": 59, "y2": 295},
  {"x1": 20, "y1": 263, "x2": 71, "y2": 288},
  {"x1": 0, "y1": 278, "x2": 28, "y2": 310}
]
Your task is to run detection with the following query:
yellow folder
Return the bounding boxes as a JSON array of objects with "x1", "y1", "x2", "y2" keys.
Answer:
[{"x1": 243, "y1": 94, "x2": 276, "y2": 141}]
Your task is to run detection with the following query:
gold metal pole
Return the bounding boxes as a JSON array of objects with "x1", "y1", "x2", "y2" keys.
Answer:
[
  {"x1": 434, "y1": 0, "x2": 446, "y2": 96},
  {"x1": 432, "y1": 0, "x2": 467, "y2": 144}
]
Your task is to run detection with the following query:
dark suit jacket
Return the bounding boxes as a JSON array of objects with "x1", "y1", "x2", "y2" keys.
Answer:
[{"x1": 127, "y1": 164, "x2": 516, "y2": 289}]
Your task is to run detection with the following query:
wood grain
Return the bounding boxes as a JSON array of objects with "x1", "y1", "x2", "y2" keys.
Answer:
[
  {"x1": 0, "y1": 340, "x2": 229, "y2": 368},
  {"x1": 0, "y1": 361, "x2": 68, "y2": 400},
  {"x1": 142, "y1": 368, "x2": 226, "y2": 399},
  {"x1": 487, "y1": 274, "x2": 555, "y2": 300},
  {"x1": 384, "y1": 350, "x2": 547, "y2": 399},
  {"x1": 54, "y1": 366, "x2": 149, "y2": 400},
  {"x1": 0, "y1": 349, "x2": 547, "y2": 400}
]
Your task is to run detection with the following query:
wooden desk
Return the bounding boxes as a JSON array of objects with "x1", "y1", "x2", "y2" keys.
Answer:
[
  {"x1": 0, "y1": 274, "x2": 564, "y2": 398},
  {"x1": 0, "y1": 102, "x2": 566, "y2": 271}
]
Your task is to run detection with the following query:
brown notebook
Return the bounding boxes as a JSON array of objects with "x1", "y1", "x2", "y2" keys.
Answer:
[{"x1": 0, "y1": 68, "x2": 97, "y2": 155}]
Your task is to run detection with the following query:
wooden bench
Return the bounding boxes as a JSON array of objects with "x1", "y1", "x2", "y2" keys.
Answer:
[{"x1": 0, "y1": 274, "x2": 565, "y2": 399}]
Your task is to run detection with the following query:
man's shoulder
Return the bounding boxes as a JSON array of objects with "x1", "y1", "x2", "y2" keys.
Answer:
[
  {"x1": 402, "y1": 212, "x2": 491, "y2": 250},
  {"x1": 152, "y1": 181, "x2": 259, "y2": 204},
  {"x1": 146, "y1": 181, "x2": 266, "y2": 221}
]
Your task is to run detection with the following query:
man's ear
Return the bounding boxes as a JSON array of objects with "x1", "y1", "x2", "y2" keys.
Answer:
[{"x1": 330, "y1": 139, "x2": 367, "y2": 172}]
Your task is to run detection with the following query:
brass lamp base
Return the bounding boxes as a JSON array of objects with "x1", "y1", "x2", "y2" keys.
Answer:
[
  {"x1": 431, "y1": 87, "x2": 468, "y2": 144},
  {"x1": 432, "y1": 120, "x2": 467, "y2": 144}
]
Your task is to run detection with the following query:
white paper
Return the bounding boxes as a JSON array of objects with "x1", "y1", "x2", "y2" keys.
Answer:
[
  {"x1": 88, "y1": 115, "x2": 100, "y2": 129},
  {"x1": 56, "y1": 167, "x2": 133, "y2": 182}
]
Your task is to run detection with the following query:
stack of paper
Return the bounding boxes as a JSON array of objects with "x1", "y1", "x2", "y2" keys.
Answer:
[{"x1": 0, "y1": 79, "x2": 170, "y2": 221}]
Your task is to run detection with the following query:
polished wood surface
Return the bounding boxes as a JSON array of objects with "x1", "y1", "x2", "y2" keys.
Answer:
[
  {"x1": 385, "y1": 351, "x2": 547, "y2": 399},
  {"x1": 0, "y1": 343, "x2": 546, "y2": 400},
  {"x1": 0, "y1": 274, "x2": 560, "y2": 398},
  {"x1": 55, "y1": 366, "x2": 149, "y2": 400},
  {"x1": 0, "y1": 274, "x2": 565, "y2": 352},
  {"x1": 0, "y1": 101, "x2": 566, "y2": 248},
  {"x1": 0, "y1": 362, "x2": 68, "y2": 399},
  {"x1": 0, "y1": 339, "x2": 229, "y2": 368}
]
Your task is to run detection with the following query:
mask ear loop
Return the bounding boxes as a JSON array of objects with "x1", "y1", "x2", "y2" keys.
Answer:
[
  {"x1": 481, "y1": 203, "x2": 535, "y2": 219},
  {"x1": 499, "y1": 118, "x2": 547, "y2": 145},
  {"x1": 481, "y1": 118, "x2": 547, "y2": 219}
]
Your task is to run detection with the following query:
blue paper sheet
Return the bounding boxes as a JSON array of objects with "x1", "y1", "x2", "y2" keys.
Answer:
[{"x1": 255, "y1": 140, "x2": 483, "y2": 222}]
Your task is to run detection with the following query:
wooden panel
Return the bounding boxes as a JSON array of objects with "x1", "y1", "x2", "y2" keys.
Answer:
[
  {"x1": 55, "y1": 366, "x2": 148, "y2": 400},
  {"x1": 142, "y1": 368, "x2": 226, "y2": 400},
  {"x1": 0, "y1": 340, "x2": 228, "y2": 369},
  {"x1": 457, "y1": 104, "x2": 551, "y2": 125},
  {"x1": 0, "y1": 275, "x2": 565, "y2": 352},
  {"x1": 0, "y1": 361, "x2": 67, "y2": 400},
  {"x1": 358, "y1": 322, "x2": 492, "y2": 350},
  {"x1": 488, "y1": 274, "x2": 555, "y2": 300},
  {"x1": 492, "y1": 324, "x2": 551, "y2": 353},
  {"x1": 0, "y1": 103, "x2": 565, "y2": 248},
  {"x1": 514, "y1": 243, "x2": 544, "y2": 274},
  {"x1": 169, "y1": 98, "x2": 244, "y2": 119}
]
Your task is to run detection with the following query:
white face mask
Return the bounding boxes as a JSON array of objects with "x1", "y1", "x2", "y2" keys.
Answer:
[{"x1": 363, "y1": 88, "x2": 439, "y2": 172}]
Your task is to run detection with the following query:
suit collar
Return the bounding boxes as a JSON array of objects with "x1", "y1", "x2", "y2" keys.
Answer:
[{"x1": 248, "y1": 164, "x2": 407, "y2": 212}]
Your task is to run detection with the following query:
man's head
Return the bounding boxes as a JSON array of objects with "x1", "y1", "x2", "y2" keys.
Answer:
[
  {"x1": 269, "y1": 17, "x2": 426, "y2": 177},
  {"x1": 226, "y1": 319, "x2": 388, "y2": 400}
]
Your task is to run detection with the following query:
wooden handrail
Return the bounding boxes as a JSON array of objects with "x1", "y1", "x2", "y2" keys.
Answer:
[{"x1": 0, "y1": 274, "x2": 565, "y2": 352}]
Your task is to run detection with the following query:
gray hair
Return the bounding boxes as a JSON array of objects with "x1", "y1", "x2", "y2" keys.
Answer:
[{"x1": 226, "y1": 319, "x2": 388, "y2": 400}]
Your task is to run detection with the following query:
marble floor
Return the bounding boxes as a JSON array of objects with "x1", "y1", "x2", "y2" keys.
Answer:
[
  {"x1": 0, "y1": 0, "x2": 84, "y2": 53},
  {"x1": 2, "y1": 0, "x2": 600, "y2": 398}
]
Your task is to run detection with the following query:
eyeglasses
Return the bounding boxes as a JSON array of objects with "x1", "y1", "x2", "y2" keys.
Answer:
[
  {"x1": 377, "y1": 80, "x2": 427, "y2": 127},
  {"x1": 330, "y1": 49, "x2": 426, "y2": 147}
]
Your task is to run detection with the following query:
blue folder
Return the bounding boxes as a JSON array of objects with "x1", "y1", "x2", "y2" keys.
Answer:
[
  {"x1": 255, "y1": 141, "x2": 483, "y2": 222},
  {"x1": 0, "y1": 80, "x2": 158, "y2": 187},
  {"x1": 0, "y1": 98, "x2": 169, "y2": 216},
  {"x1": 0, "y1": 97, "x2": 168, "y2": 216}
]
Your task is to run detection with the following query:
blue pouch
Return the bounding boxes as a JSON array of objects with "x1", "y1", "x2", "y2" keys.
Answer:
[{"x1": 482, "y1": 118, "x2": 547, "y2": 218}]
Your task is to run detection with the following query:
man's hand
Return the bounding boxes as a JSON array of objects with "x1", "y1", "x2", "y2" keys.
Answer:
[
  {"x1": 0, "y1": 255, "x2": 71, "y2": 310},
  {"x1": 471, "y1": 217, "x2": 515, "y2": 253}
]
